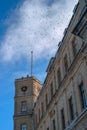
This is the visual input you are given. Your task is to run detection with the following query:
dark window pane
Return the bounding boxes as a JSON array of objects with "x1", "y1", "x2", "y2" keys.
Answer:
[
  {"x1": 57, "y1": 68, "x2": 61, "y2": 86},
  {"x1": 41, "y1": 102, "x2": 44, "y2": 117},
  {"x1": 21, "y1": 124, "x2": 27, "y2": 130},
  {"x1": 79, "y1": 82, "x2": 87, "y2": 109},
  {"x1": 21, "y1": 101, "x2": 27, "y2": 112},
  {"x1": 69, "y1": 96, "x2": 74, "y2": 121},
  {"x1": 45, "y1": 94, "x2": 48, "y2": 110},
  {"x1": 38, "y1": 109, "x2": 40, "y2": 121},
  {"x1": 53, "y1": 119, "x2": 56, "y2": 130},
  {"x1": 64, "y1": 55, "x2": 68, "y2": 73},
  {"x1": 61, "y1": 108, "x2": 65, "y2": 130},
  {"x1": 72, "y1": 38, "x2": 77, "y2": 57},
  {"x1": 51, "y1": 82, "x2": 53, "y2": 98}
]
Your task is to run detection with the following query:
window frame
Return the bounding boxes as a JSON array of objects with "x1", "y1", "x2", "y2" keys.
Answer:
[
  {"x1": 79, "y1": 82, "x2": 87, "y2": 109},
  {"x1": 38, "y1": 109, "x2": 40, "y2": 122},
  {"x1": 41, "y1": 102, "x2": 44, "y2": 118},
  {"x1": 72, "y1": 38, "x2": 77, "y2": 57},
  {"x1": 57, "y1": 68, "x2": 61, "y2": 86},
  {"x1": 21, "y1": 124, "x2": 27, "y2": 130},
  {"x1": 47, "y1": 127, "x2": 49, "y2": 130},
  {"x1": 21, "y1": 101, "x2": 27, "y2": 112},
  {"x1": 50, "y1": 82, "x2": 54, "y2": 99},
  {"x1": 64, "y1": 54, "x2": 68, "y2": 73},
  {"x1": 68, "y1": 96, "x2": 74, "y2": 121},
  {"x1": 45, "y1": 93, "x2": 48, "y2": 110},
  {"x1": 61, "y1": 108, "x2": 66, "y2": 130},
  {"x1": 53, "y1": 119, "x2": 56, "y2": 130}
]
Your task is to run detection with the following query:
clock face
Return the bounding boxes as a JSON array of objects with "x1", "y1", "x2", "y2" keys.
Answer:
[{"x1": 21, "y1": 86, "x2": 27, "y2": 92}]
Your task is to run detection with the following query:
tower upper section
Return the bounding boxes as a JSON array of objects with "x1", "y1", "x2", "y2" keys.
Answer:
[{"x1": 14, "y1": 76, "x2": 41, "y2": 116}]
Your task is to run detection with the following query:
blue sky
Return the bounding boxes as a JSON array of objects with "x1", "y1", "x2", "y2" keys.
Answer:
[{"x1": 0, "y1": 0, "x2": 78, "y2": 130}]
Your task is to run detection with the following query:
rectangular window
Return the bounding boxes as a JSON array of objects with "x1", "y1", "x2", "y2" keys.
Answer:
[
  {"x1": 21, "y1": 124, "x2": 27, "y2": 130},
  {"x1": 64, "y1": 55, "x2": 68, "y2": 73},
  {"x1": 38, "y1": 109, "x2": 40, "y2": 121},
  {"x1": 45, "y1": 94, "x2": 48, "y2": 110},
  {"x1": 61, "y1": 108, "x2": 65, "y2": 130},
  {"x1": 41, "y1": 102, "x2": 44, "y2": 118},
  {"x1": 72, "y1": 38, "x2": 77, "y2": 57},
  {"x1": 69, "y1": 96, "x2": 74, "y2": 121},
  {"x1": 35, "y1": 114, "x2": 37, "y2": 128},
  {"x1": 57, "y1": 68, "x2": 61, "y2": 86},
  {"x1": 51, "y1": 82, "x2": 53, "y2": 99},
  {"x1": 53, "y1": 119, "x2": 56, "y2": 130},
  {"x1": 79, "y1": 82, "x2": 87, "y2": 109},
  {"x1": 21, "y1": 101, "x2": 27, "y2": 112}
]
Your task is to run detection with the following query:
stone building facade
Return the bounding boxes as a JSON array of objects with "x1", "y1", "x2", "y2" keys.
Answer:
[
  {"x1": 34, "y1": 0, "x2": 87, "y2": 130},
  {"x1": 14, "y1": 0, "x2": 87, "y2": 130}
]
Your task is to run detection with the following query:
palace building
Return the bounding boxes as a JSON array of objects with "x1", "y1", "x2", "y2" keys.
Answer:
[{"x1": 14, "y1": 0, "x2": 87, "y2": 130}]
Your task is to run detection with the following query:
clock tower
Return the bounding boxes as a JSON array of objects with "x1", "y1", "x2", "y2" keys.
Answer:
[{"x1": 14, "y1": 76, "x2": 41, "y2": 130}]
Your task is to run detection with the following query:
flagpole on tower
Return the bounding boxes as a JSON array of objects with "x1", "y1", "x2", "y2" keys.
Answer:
[{"x1": 31, "y1": 51, "x2": 33, "y2": 77}]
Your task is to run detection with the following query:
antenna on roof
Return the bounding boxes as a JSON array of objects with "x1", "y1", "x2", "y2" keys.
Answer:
[{"x1": 31, "y1": 51, "x2": 33, "y2": 77}]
